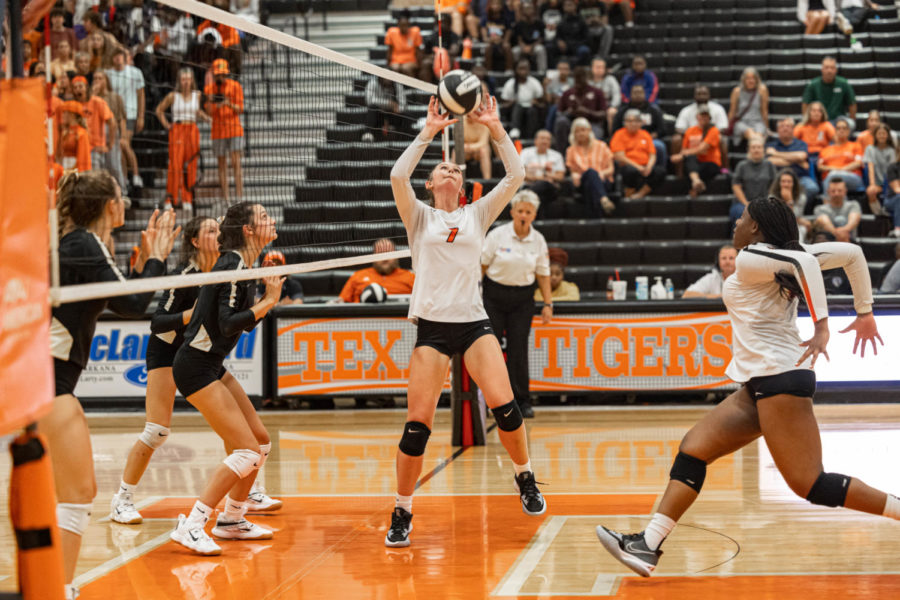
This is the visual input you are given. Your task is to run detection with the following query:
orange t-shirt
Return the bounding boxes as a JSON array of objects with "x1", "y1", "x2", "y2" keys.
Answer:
[
  {"x1": 565, "y1": 140, "x2": 613, "y2": 175},
  {"x1": 682, "y1": 125, "x2": 722, "y2": 166},
  {"x1": 384, "y1": 26, "x2": 422, "y2": 66},
  {"x1": 204, "y1": 79, "x2": 244, "y2": 139},
  {"x1": 819, "y1": 141, "x2": 863, "y2": 177},
  {"x1": 438, "y1": 0, "x2": 469, "y2": 12},
  {"x1": 609, "y1": 128, "x2": 656, "y2": 166},
  {"x1": 793, "y1": 121, "x2": 835, "y2": 155},
  {"x1": 57, "y1": 126, "x2": 92, "y2": 172},
  {"x1": 339, "y1": 267, "x2": 416, "y2": 303},
  {"x1": 80, "y1": 96, "x2": 113, "y2": 151},
  {"x1": 855, "y1": 130, "x2": 874, "y2": 151}
]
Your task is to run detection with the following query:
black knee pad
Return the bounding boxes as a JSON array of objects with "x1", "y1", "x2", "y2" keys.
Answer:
[
  {"x1": 491, "y1": 400, "x2": 523, "y2": 432},
  {"x1": 398, "y1": 421, "x2": 431, "y2": 457},
  {"x1": 806, "y1": 472, "x2": 851, "y2": 507},
  {"x1": 669, "y1": 451, "x2": 707, "y2": 493}
]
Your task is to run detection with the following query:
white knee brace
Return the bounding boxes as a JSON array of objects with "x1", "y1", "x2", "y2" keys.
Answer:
[
  {"x1": 57, "y1": 503, "x2": 92, "y2": 536},
  {"x1": 138, "y1": 422, "x2": 170, "y2": 450},
  {"x1": 258, "y1": 442, "x2": 272, "y2": 469},
  {"x1": 223, "y1": 449, "x2": 261, "y2": 479}
]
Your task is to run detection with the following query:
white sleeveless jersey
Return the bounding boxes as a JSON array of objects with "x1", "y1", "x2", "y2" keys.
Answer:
[
  {"x1": 723, "y1": 242, "x2": 873, "y2": 383},
  {"x1": 392, "y1": 132, "x2": 525, "y2": 323}
]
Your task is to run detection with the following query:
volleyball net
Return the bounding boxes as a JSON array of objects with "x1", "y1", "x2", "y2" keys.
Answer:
[{"x1": 51, "y1": 0, "x2": 463, "y2": 305}]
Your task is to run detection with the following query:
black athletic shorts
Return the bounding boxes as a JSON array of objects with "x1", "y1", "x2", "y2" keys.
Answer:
[
  {"x1": 414, "y1": 318, "x2": 495, "y2": 357},
  {"x1": 172, "y1": 346, "x2": 228, "y2": 398},
  {"x1": 54, "y1": 358, "x2": 83, "y2": 397},
  {"x1": 745, "y1": 369, "x2": 817, "y2": 402},
  {"x1": 146, "y1": 335, "x2": 178, "y2": 371}
]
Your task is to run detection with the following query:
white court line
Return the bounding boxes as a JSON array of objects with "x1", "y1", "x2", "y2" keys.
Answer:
[
  {"x1": 96, "y1": 495, "x2": 165, "y2": 523},
  {"x1": 73, "y1": 530, "x2": 175, "y2": 588},
  {"x1": 492, "y1": 516, "x2": 567, "y2": 597},
  {"x1": 590, "y1": 572, "x2": 620, "y2": 596}
]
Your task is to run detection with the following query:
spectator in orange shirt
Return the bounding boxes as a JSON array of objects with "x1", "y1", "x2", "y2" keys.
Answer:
[
  {"x1": 609, "y1": 108, "x2": 666, "y2": 199},
  {"x1": 204, "y1": 59, "x2": 245, "y2": 202},
  {"x1": 72, "y1": 75, "x2": 117, "y2": 174},
  {"x1": 339, "y1": 238, "x2": 415, "y2": 303},
  {"x1": 565, "y1": 117, "x2": 615, "y2": 216},
  {"x1": 819, "y1": 117, "x2": 864, "y2": 191},
  {"x1": 794, "y1": 101, "x2": 834, "y2": 157},
  {"x1": 671, "y1": 104, "x2": 722, "y2": 197},
  {"x1": 55, "y1": 101, "x2": 92, "y2": 172},
  {"x1": 197, "y1": 19, "x2": 242, "y2": 75},
  {"x1": 385, "y1": 9, "x2": 423, "y2": 78},
  {"x1": 855, "y1": 110, "x2": 882, "y2": 150}
]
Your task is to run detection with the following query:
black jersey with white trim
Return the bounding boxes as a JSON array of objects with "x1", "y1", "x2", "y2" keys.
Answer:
[
  {"x1": 51, "y1": 228, "x2": 165, "y2": 369},
  {"x1": 181, "y1": 251, "x2": 260, "y2": 359},
  {"x1": 150, "y1": 261, "x2": 200, "y2": 347}
]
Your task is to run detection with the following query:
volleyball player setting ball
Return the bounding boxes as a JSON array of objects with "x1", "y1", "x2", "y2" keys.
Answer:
[
  {"x1": 168, "y1": 203, "x2": 284, "y2": 555},
  {"x1": 597, "y1": 197, "x2": 899, "y2": 577},
  {"x1": 384, "y1": 84, "x2": 546, "y2": 549}
]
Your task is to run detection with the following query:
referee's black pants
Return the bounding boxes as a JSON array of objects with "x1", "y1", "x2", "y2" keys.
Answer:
[{"x1": 483, "y1": 277, "x2": 537, "y2": 409}]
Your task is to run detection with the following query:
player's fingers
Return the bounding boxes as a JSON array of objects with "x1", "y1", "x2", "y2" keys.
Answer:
[
  {"x1": 876, "y1": 332, "x2": 884, "y2": 347},
  {"x1": 796, "y1": 347, "x2": 812, "y2": 366},
  {"x1": 853, "y1": 335, "x2": 860, "y2": 355},
  {"x1": 838, "y1": 323, "x2": 854, "y2": 334}
]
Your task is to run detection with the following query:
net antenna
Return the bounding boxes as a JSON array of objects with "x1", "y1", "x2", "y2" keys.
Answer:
[{"x1": 435, "y1": 0, "x2": 450, "y2": 161}]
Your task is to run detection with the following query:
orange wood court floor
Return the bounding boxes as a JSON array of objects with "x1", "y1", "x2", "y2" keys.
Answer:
[{"x1": 2, "y1": 404, "x2": 899, "y2": 599}]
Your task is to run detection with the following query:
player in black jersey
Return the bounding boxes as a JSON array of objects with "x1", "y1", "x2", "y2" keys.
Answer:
[
  {"x1": 40, "y1": 171, "x2": 179, "y2": 600},
  {"x1": 169, "y1": 202, "x2": 284, "y2": 555}
]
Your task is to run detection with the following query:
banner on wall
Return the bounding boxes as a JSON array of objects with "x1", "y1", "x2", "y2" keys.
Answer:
[{"x1": 74, "y1": 321, "x2": 263, "y2": 397}]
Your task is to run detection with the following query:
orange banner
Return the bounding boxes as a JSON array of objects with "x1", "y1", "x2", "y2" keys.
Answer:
[{"x1": 0, "y1": 78, "x2": 53, "y2": 434}]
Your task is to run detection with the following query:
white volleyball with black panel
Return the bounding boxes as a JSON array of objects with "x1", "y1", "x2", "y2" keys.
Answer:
[{"x1": 438, "y1": 70, "x2": 483, "y2": 116}]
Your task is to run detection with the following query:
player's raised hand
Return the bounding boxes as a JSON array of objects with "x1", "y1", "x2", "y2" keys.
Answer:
[
  {"x1": 839, "y1": 312, "x2": 883, "y2": 358},
  {"x1": 469, "y1": 94, "x2": 503, "y2": 136},
  {"x1": 423, "y1": 96, "x2": 459, "y2": 138}
]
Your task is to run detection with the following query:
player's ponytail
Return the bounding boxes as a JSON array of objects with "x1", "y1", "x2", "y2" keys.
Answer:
[
  {"x1": 747, "y1": 196, "x2": 805, "y2": 302},
  {"x1": 56, "y1": 170, "x2": 118, "y2": 238}
]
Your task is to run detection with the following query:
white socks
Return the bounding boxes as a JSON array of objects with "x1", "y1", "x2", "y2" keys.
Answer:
[
  {"x1": 884, "y1": 494, "x2": 900, "y2": 520},
  {"x1": 118, "y1": 480, "x2": 135, "y2": 496},
  {"x1": 223, "y1": 496, "x2": 247, "y2": 523},
  {"x1": 395, "y1": 494, "x2": 413, "y2": 513},
  {"x1": 514, "y1": 461, "x2": 532, "y2": 476},
  {"x1": 644, "y1": 513, "x2": 677, "y2": 551},
  {"x1": 186, "y1": 500, "x2": 214, "y2": 527}
]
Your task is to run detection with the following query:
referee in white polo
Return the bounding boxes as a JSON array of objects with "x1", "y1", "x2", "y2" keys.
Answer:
[{"x1": 481, "y1": 189, "x2": 553, "y2": 419}]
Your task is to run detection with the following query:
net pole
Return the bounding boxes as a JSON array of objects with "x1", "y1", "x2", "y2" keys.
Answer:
[{"x1": 7, "y1": 0, "x2": 24, "y2": 78}]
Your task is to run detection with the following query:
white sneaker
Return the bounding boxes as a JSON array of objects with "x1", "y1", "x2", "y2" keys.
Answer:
[
  {"x1": 246, "y1": 481, "x2": 283, "y2": 512},
  {"x1": 109, "y1": 491, "x2": 143, "y2": 524},
  {"x1": 835, "y1": 12, "x2": 853, "y2": 35},
  {"x1": 362, "y1": 132, "x2": 375, "y2": 142},
  {"x1": 132, "y1": 173, "x2": 144, "y2": 188},
  {"x1": 211, "y1": 517, "x2": 273, "y2": 540},
  {"x1": 170, "y1": 514, "x2": 222, "y2": 555}
]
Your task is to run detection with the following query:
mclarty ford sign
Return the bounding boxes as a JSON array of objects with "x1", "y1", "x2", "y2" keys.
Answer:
[{"x1": 74, "y1": 321, "x2": 262, "y2": 397}]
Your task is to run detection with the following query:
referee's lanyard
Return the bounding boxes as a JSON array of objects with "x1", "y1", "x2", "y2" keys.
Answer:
[{"x1": 483, "y1": 276, "x2": 536, "y2": 306}]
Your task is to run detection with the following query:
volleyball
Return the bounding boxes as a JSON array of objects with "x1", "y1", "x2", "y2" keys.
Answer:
[
  {"x1": 360, "y1": 283, "x2": 388, "y2": 304},
  {"x1": 437, "y1": 70, "x2": 483, "y2": 116}
]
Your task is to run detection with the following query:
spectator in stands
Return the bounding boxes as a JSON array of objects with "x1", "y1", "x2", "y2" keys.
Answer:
[
  {"x1": 521, "y1": 129, "x2": 566, "y2": 212},
  {"x1": 610, "y1": 108, "x2": 666, "y2": 199},
  {"x1": 123, "y1": 0, "x2": 162, "y2": 63},
  {"x1": 673, "y1": 85, "x2": 728, "y2": 171},
  {"x1": 612, "y1": 84, "x2": 666, "y2": 167},
  {"x1": 73, "y1": 51, "x2": 93, "y2": 87},
  {"x1": 802, "y1": 56, "x2": 857, "y2": 126},
  {"x1": 770, "y1": 168, "x2": 812, "y2": 240},
  {"x1": 72, "y1": 75, "x2": 117, "y2": 176},
  {"x1": 731, "y1": 138, "x2": 776, "y2": 226},
  {"x1": 879, "y1": 244, "x2": 900, "y2": 292},
  {"x1": 579, "y1": 0, "x2": 613, "y2": 58},
  {"x1": 501, "y1": 59, "x2": 545, "y2": 140},
  {"x1": 437, "y1": 0, "x2": 469, "y2": 37},
  {"x1": 810, "y1": 230, "x2": 854, "y2": 294},
  {"x1": 589, "y1": 58, "x2": 620, "y2": 134},
  {"x1": 385, "y1": 9, "x2": 423, "y2": 78},
  {"x1": 257, "y1": 251, "x2": 304, "y2": 305},
  {"x1": 682, "y1": 244, "x2": 736, "y2": 299},
  {"x1": 106, "y1": 46, "x2": 146, "y2": 191},
  {"x1": 462, "y1": 106, "x2": 493, "y2": 179},
  {"x1": 87, "y1": 31, "x2": 115, "y2": 71},
  {"x1": 602, "y1": 0, "x2": 635, "y2": 28},
  {"x1": 364, "y1": 76, "x2": 408, "y2": 141},
  {"x1": 48, "y1": 8, "x2": 77, "y2": 59},
  {"x1": 864, "y1": 124, "x2": 896, "y2": 213},
  {"x1": 421, "y1": 13, "x2": 461, "y2": 84},
  {"x1": 197, "y1": 15, "x2": 243, "y2": 75},
  {"x1": 480, "y1": 0, "x2": 515, "y2": 72},
  {"x1": 536, "y1": 247, "x2": 580, "y2": 301},
  {"x1": 91, "y1": 71, "x2": 127, "y2": 190},
  {"x1": 856, "y1": 110, "x2": 883, "y2": 150},
  {"x1": 798, "y1": 0, "x2": 834, "y2": 35},
  {"x1": 55, "y1": 101, "x2": 91, "y2": 172},
  {"x1": 553, "y1": 66, "x2": 607, "y2": 153},
  {"x1": 204, "y1": 58, "x2": 245, "y2": 202},
  {"x1": 727, "y1": 67, "x2": 769, "y2": 146},
  {"x1": 540, "y1": 0, "x2": 564, "y2": 66},
  {"x1": 50, "y1": 39, "x2": 76, "y2": 81},
  {"x1": 54, "y1": 70, "x2": 74, "y2": 102},
  {"x1": 819, "y1": 117, "x2": 864, "y2": 191},
  {"x1": 620, "y1": 56, "x2": 658, "y2": 106},
  {"x1": 836, "y1": 0, "x2": 881, "y2": 35},
  {"x1": 542, "y1": 58, "x2": 571, "y2": 130},
  {"x1": 566, "y1": 117, "x2": 615, "y2": 216},
  {"x1": 512, "y1": 1, "x2": 547, "y2": 73},
  {"x1": 671, "y1": 104, "x2": 721, "y2": 197},
  {"x1": 766, "y1": 117, "x2": 820, "y2": 199},
  {"x1": 79, "y1": 12, "x2": 117, "y2": 55},
  {"x1": 472, "y1": 63, "x2": 498, "y2": 96},
  {"x1": 813, "y1": 177, "x2": 861, "y2": 242},
  {"x1": 874, "y1": 152, "x2": 900, "y2": 238},
  {"x1": 338, "y1": 238, "x2": 415, "y2": 303},
  {"x1": 794, "y1": 101, "x2": 834, "y2": 158},
  {"x1": 549, "y1": 0, "x2": 591, "y2": 67},
  {"x1": 158, "y1": 8, "x2": 194, "y2": 85}
]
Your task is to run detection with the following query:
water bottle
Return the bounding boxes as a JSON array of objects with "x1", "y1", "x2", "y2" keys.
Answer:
[
  {"x1": 606, "y1": 276, "x2": 614, "y2": 300},
  {"x1": 665, "y1": 278, "x2": 674, "y2": 299},
  {"x1": 635, "y1": 276, "x2": 649, "y2": 300}
]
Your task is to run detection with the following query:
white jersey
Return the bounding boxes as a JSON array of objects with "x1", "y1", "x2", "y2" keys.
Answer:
[
  {"x1": 723, "y1": 242, "x2": 873, "y2": 383},
  {"x1": 391, "y1": 132, "x2": 525, "y2": 322}
]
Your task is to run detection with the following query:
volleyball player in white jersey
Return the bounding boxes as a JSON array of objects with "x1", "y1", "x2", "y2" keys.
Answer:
[
  {"x1": 384, "y1": 96, "x2": 546, "y2": 548},
  {"x1": 597, "y1": 197, "x2": 899, "y2": 577}
]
